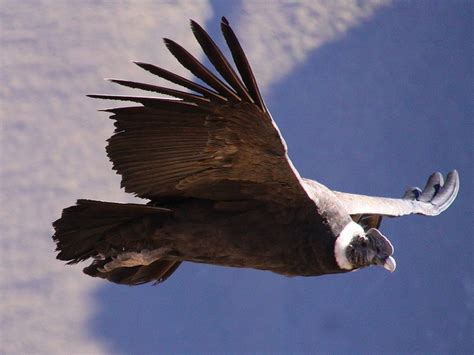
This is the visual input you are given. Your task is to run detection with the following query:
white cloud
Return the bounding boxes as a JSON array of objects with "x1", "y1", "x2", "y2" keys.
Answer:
[{"x1": 236, "y1": 0, "x2": 392, "y2": 91}]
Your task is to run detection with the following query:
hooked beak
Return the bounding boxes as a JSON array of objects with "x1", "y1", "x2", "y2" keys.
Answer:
[
  {"x1": 382, "y1": 256, "x2": 397, "y2": 272},
  {"x1": 375, "y1": 256, "x2": 397, "y2": 273}
]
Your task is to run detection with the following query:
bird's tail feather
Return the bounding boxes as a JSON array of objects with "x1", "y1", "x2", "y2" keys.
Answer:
[{"x1": 53, "y1": 199, "x2": 180, "y2": 285}]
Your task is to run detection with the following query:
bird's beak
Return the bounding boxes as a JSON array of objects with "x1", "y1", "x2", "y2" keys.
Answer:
[
  {"x1": 383, "y1": 256, "x2": 397, "y2": 272},
  {"x1": 375, "y1": 256, "x2": 397, "y2": 272}
]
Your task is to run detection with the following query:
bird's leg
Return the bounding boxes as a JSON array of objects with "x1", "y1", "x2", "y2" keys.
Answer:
[{"x1": 98, "y1": 248, "x2": 171, "y2": 272}]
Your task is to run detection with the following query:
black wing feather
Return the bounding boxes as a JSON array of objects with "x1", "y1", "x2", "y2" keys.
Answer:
[
  {"x1": 133, "y1": 61, "x2": 228, "y2": 103},
  {"x1": 87, "y1": 94, "x2": 210, "y2": 114},
  {"x1": 220, "y1": 17, "x2": 266, "y2": 112},
  {"x1": 190, "y1": 20, "x2": 254, "y2": 103},
  {"x1": 107, "y1": 79, "x2": 211, "y2": 105},
  {"x1": 163, "y1": 38, "x2": 241, "y2": 102}
]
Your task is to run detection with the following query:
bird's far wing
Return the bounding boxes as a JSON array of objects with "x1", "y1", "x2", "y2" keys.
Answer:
[
  {"x1": 88, "y1": 18, "x2": 311, "y2": 206},
  {"x1": 334, "y1": 171, "x2": 459, "y2": 220},
  {"x1": 350, "y1": 214, "x2": 382, "y2": 231}
]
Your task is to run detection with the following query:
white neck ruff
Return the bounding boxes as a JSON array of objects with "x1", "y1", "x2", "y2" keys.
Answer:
[{"x1": 334, "y1": 221, "x2": 365, "y2": 270}]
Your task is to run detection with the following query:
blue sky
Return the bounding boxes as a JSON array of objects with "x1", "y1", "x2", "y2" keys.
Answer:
[{"x1": 1, "y1": 1, "x2": 472, "y2": 354}]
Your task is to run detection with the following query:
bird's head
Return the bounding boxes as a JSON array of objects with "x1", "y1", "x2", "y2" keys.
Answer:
[{"x1": 334, "y1": 221, "x2": 396, "y2": 272}]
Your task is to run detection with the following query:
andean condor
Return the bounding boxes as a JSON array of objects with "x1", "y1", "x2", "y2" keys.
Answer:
[{"x1": 52, "y1": 17, "x2": 459, "y2": 285}]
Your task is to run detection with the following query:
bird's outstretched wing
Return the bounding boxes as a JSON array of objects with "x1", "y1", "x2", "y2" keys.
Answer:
[
  {"x1": 88, "y1": 18, "x2": 311, "y2": 206},
  {"x1": 334, "y1": 171, "x2": 459, "y2": 224}
]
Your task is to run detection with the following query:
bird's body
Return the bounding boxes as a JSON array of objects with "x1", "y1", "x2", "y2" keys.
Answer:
[
  {"x1": 53, "y1": 17, "x2": 459, "y2": 285},
  {"x1": 126, "y1": 201, "x2": 334, "y2": 275},
  {"x1": 63, "y1": 188, "x2": 346, "y2": 285}
]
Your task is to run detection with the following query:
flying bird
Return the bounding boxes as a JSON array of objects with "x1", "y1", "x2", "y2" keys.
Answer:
[{"x1": 53, "y1": 17, "x2": 459, "y2": 285}]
